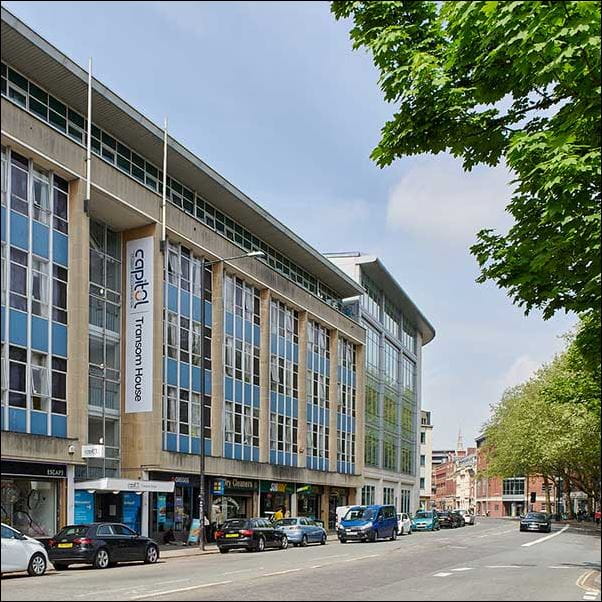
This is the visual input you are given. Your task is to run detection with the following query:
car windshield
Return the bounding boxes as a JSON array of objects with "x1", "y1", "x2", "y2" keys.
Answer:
[
  {"x1": 56, "y1": 525, "x2": 89, "y2": 538},
  {"x1": 222, "y1": 519, "x2": 248, "y2": 530},
  {"x1": 344, "y1": 507, "x2": 376, "y2": 521},
  {"x1": 525, "y1": 513, "x2": 547, "y2": 521},
  {"x1": 414, "y1": 511, "x2": 433, "y2": 519},
  {"x1": 275, "y1": 519, "x2": 298, "y2": 526}
]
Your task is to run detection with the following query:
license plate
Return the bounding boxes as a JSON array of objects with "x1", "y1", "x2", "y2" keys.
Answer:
[
  {"x1": 58, "y1": 543, "x2": 73, "y2": 548},
  {"x1": 225, "y1": 533, "x2": 239, "y2": 538}
]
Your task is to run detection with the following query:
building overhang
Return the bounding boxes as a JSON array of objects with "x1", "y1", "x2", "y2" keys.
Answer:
[
  {"x1": 1, "y1": 7, "x2": 363, "y2": 301},
  {"x1": 74, "y1": 478, "x2": 175, "y2": 494}
]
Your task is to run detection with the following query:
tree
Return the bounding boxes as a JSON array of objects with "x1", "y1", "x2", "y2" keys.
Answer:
[{"x1": 332, "y1": 1, "x2": 601, "y2": 361}]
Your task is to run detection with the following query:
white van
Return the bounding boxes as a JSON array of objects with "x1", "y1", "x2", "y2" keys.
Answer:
[{"x1": 335, "y1": 505, "x2": 353, "y2": 530}]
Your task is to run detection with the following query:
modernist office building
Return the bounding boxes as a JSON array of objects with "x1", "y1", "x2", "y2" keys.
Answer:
[
  {"x1": 0, "y1": 9, "x2": 366, "y2": 540},
  {"x1": 326, "y1": 254, "x2": 435, "y2": 514}
]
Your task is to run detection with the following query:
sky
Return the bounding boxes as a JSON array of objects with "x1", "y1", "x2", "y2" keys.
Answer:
[{"x1": 4, "y1": 1, "x2": 576, "y2": 449}]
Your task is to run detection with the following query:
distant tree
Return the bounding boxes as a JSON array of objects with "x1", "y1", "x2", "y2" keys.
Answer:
[{"x1": 332, "y1": 1, "x2": 601, "y2": 362}]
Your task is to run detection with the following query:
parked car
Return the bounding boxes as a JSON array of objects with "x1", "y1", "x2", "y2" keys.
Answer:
[
  {"x1": 438, "y1": 511, "x2": 462, "y2": 529},
  {"x1": 338, "y1": 505, "x2": 398, "y2": 543},
  {"x1": 411, "y1": 510, "x2": 440, "y2": 531},
  {"x1": 452, "y1": 511, "x2": 466, "y2": 527},
  {"x1": 335, "y1": 506, "x2": 353, "y2": 530},
  {"x1": 216, "y1": 518, "x2": 288, "y2": 553},
  {"x1": 47, "y1": 523, "x2": 159, "y2": 570},
  {"x1": 519, "y1": 512, "x2": 552, "y2": 533},
  {"x1": 458, "y1": 510, "x2": 475, "y2": 525},
  {"x1": 1, "y1": 523, "x2": 48, "y2": 577},
  {"x1": 274, "y1": 517, "x2": 327, "y2": 547},
  {"x1": 397, "y1": 513, "x2": 412, "y2": 535}
]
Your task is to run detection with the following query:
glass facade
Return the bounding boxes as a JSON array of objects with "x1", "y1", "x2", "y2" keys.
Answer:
[
  {"x1": 163, "y1": 241, "x2": 212, "y2": 456},
  {"x1": 306, "y1": 320, "x2": 330, "y2": 471},
  {"x1": 336, "y1": 337, "x2": 356, "y2": 474},
  {"x1": 361, "y1": 485, "x2": 376, "y2": 505},
  {"x1": 269, "y1": 299, "x2": 299, "y2": 466},
  {"x1": 1, "y1": 62, "x2": 342, "y2": 308},
  {"x1": 223, "y1": 273, "x2": 260, "y2": 461},
  {"x1": 1, "y1": 146, "x2": 69, "y2": 438}
]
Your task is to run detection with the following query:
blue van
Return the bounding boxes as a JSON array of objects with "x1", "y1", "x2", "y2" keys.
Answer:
[{"x1": 337, "y1": 505, "x2": 398, "y2": 543}]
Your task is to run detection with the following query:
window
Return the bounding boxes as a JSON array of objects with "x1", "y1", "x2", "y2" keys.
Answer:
[
  {"x1": 8, "y1": 346, "x2": 27, "y2": 408},
  {"x1": 361, "y1": 485, "x2": 375, "y2": 506},
  {"x1": 402, "y1": 321, "x2": 417, "y2": 354},
  {"x1": 30, "y1": 352, "x2": 49, "y2": 411},
  {"x1": 383, "y1": 299, "x2": 399, "y2": 338},
  {"x1": 361, "y1": 274, "x2": 380, "y2": 319},
  {"x1": 365, "y1": 428, "x2": 379, "y2": 467},
  {"x1": 32, "y1": 165, "x2": 50, "y2": 224},
  {"x1": 383, "y1": 487, "x2": 395, "y2": 506},
  {"x1": 420, "y1": 431, "x2": 426, "y2": 444},
  {"x1": 365, "y1": 325, "x2": 380, "y2": 375},
  {"x1": 9, "y1": 247, "x2": 27, "y2": 311},
  {"x1": 383, "y1": 341, "x2": 399, "y2": 387},
  {"x1": 402, "y1": 356, "x2": 416, "y2": 396},
  {"x1": 420, "y1": 478, "x2": 425, "y2": 490},
  {"x1": 503, "y1": 478, "x2": 525, "y2": 496},
  {"x1": 31, "y1": 257, "x2": 49, "y2": 317},
  {"x1": 400, "y1": 489, "x2": 411, "y2": 514},
  {"x1": 420, "y1": 455, "x2": 426, "y2": 467}
]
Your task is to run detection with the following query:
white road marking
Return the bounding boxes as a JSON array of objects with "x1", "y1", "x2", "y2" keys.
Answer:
[
  {"x1": 549, "y1": 565, "x2": 575, "y2": 569},
  {"x1": 129, "y1": 581, "x2": 233, "y2": 600},
  {"x1": 486, "y1": 565, "x2": 523, "y2": 569},
  {"x1": 451, "y1": 567, "x2": 473, "y2": 572},
  {"x1": 433, "y1": 572, "x2": 452, "y2": 577},
  {"x1": 345, "y1": 554, "x2": 380, "y2": 562},
  {"x1": 222, "y1": 568, "x2": 253, "y2": 575},
  {"x1": 154, "y1": 579, "x2": 191, "y2": 585},
  {"x1": 448, "y1": 546, "x2": 467, "y2": 549},
  {"x1": 521, "y1": 525, "x2": 569, "y2": 547},
  {"x1": 262, "y1": 568, "x2": 302, "y2": 577}
]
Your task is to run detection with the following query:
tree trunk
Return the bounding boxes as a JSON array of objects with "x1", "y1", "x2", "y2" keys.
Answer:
[
  {"x1": 563, "y1": 476, "x2": 574, "y2": 519},
  {"x1": 543, "y1": 475, "x2": 552, "y2": 515}
]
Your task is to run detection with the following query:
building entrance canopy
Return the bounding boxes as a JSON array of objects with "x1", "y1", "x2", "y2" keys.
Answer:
[{"x1": 75, "y1": 478, "x2": 175, "y2": 493}]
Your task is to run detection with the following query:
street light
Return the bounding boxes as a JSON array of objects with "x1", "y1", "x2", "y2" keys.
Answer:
[{"x1": 197, "y1": 250, "x2": 265, "y2": 549}]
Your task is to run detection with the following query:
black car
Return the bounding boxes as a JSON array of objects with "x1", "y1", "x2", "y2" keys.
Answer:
[
  {"x1": 215, "y1": 518, "x2": 288, "y2": 553},
  {"x1": 48, "y1": 523, "x2": 159, "y2": 569},
  {"x1": 520, "y1": 512, "x2": 552, "y2": 533},
  {"x1": 452, "y1": 511, "x2": 466, "y2": 527},
  {"x1": 438, "y1": 511, "x2": 462, "y2": 528}
]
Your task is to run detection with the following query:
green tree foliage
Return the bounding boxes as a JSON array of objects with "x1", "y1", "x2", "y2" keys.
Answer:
[{"x1": 332, "y1": 1, "x2": 601, "y2": 360}]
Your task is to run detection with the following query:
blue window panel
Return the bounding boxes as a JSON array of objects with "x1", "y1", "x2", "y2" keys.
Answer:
[
  {"x1": 325, "y1": 358, "x2": 330, "y2": 375},
  {"x1": 204, "y1": 369, "x2": 211, "y2": 394},
  {"x1": 167, "y1": 285, "x2": 178, "y2": 312},
  {"x1": 337, "y1": 366, "x2": 342, "y2": 382},
  {"x1": 0, "y1": 409, "x2": 4, "y2": 430},
  {"x1": 1, "y1": 306, "x2": 6, "y2": 341},
  {"x1": 282, "y1": 452, "x2": 289, "y2": 466},
  {"x1": 191, "y1": 437, "x2": 200, "y2": 455},
  {"x1": 30, "y1": 411, "x2": 48, "y2": 435},
  {"x1": 253, "y1": 385, "x2": 260, "y2": 407},
  {"x1": 235, "y1": 380, "x2": 243, "y2": 403},
  {"x1": 293, "y1": 344, "x2": 299, "y2": 364},
  {"x1": 270, "y1": 450, "x2": 277, "y2": 465},
  {"x1": 204, "y1": 438, "x2": 212, "y2": 456},
  {"x1": 192, "y1": 296, "x2": 202, "y2": 321},
  {"x1": 253, "y1": 325, "x2": 260, "y2": 343},
  {"x1": 166, "y1": 358, "x2": 178, "y2": 385},
  {"x1": 51, "y1": 414, "x2": 67, "y2": 438},
  {"x1": 32, "y1": 222, "x2": 50, "y2": 258},
  {"x1": 225, "y1": 312, "x2": 234, "y2": 335},
  {"x1": 179, "y1": 435, "x2": 190, "y2": 454},
  {"x1": 234, "y1": 316, "x2": 243, "y2": 336},
  {"x1": 31, "y1": 316, "x2": 49, "y2": 352},
  {"x1": 53, "y1": 232, "x2": 68, "y2": 266},
  {"x1": 9, "y1": 310, "x2": 27, "y2": 346},
  {"x1": 224, "y1": 377, "x2": 234, "y2": 401},
  {"x1": 204, "y1": 301, "x2": 212, "y2": 326},
  {"x1": 270, "y1": 392, "x2": 277, "y2": 412},
  {"x1": 244, "y1": 383, "x2": 252, "y2": 405},
  {"x1": 179, "y1": 363, "x2": 190, "y2": 389},
  {"x1": 244, "y1": 321, "x2": 252, "y2": 342},
  {"x1": 10, "y1": 211, "x2": 29, "y2": 250},
  {"x1": 234, "y1": 444, "x2": 243, "y2": 460},
  {"x1": 306, "y1": 456, "x2": 312, "y2": 470},
  {"x1": 307, "y1": 351, "x2": 312, "y2": 365},
  {"x1": 269, "y1": 334, "x2": 276, "y2": 350},
  {"x1": 51, "y1": 322, "x2": 67, "y2": 357},
  {"x1": 9, "y1": 408, "x2": 27, "y2": 433},
  {"x1": 286, "y1": 341, "x2": 293, "y2": 361},
  {"x1": 1, "y1": 206, "x2": 5, "y2": 242},
  {"x1": 292, "y1": 453, "x2": 298, "y2": 466},
  {"x1": 285, "y1": 397, "x2": 292, "y2": 417},
  {"x1": 224, "y1": 442, "x2": 234, "y2": 459},
  {"x1": 166, "y1": 432, "x2": 177, "y2": 452},
  {"x1": 252, "y1": 447, "x2": 259, "y2": 462},
  {"x1": 180, "y1": 291, "x2": 190, "y2": 317},
  {"x1": 242, "y1": 445, "x2": 253, "y2": 462},
  {"x1": 191, "y1": 366, "x2": 201, "y2": 392}
]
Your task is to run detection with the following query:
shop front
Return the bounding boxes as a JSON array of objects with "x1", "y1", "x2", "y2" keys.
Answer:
[
  {"x1": 1, "y1": 460, "x2": 70, "y2": 539},
  {"x1": 260, "y1": 481, "x2": 295, "y2": 519},
  {"x1": 328, "y1": 487, "x2": 349, "y2": 530},
  {"x1": 296, "y1": 484, "x2": 323, "y2": 522},
  {"x1": 211, "y1": 477, "x2": 257, "y2": 527}
]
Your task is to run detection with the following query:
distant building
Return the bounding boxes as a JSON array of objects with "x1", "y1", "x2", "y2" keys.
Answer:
[
  {"x1": 432, "y1": 445, "x2": 476, "y2": 510},
  {"x1": 419, "y1": 410, "x2": 433, "y2": 508}
]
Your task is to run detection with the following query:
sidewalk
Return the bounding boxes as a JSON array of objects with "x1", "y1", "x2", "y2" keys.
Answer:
[{"x1": 159, "y1": 543, "x2": 219, "y2": 558}]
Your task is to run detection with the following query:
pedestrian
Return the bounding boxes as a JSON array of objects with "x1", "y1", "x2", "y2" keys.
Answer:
[
  {"x1": 594, "y1": 510, "x2": 601, "y2": 526},
  {"x1": 273, "y1": 505, "x2": 284, "y2": 522}
]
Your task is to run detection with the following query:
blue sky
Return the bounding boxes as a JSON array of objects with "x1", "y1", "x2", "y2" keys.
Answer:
[{"x1": 4, "y1": 1, "x2": 575, "y2": 449}]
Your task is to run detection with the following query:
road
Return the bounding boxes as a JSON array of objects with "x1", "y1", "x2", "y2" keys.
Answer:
[{"x1": 1, "y1": 519, "x2": 600, "y2": 601}]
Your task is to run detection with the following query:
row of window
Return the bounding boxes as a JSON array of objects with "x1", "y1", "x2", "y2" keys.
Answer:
[{"x1": 1, "y1": 62, "x2": 342, "y2": 307}]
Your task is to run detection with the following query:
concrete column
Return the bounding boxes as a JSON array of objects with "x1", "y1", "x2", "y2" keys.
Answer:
[
  {"x1": 66, "y1": 464, "x2": 75, "y2": 524},
  {"x1": 321, "y1": 485, "x2": 330, "y2": 527},
  {"x1": 297, "y1": 311, "x2": 309, "y2": 469},
  {"x1": 66, "y1": 179, "x2": 89, "y2": 445},
  {"x1": 328, "y1": 330, "x2": 339, "y2": 471},
  {"x1": 259, "y1": 289, "x2": 271, "y2": 464},
  {"x1": 211, "y1": 265, "x2": 224, "y2": 457},
  {"x1": 355, "y1": 343, "x2": 365, "y2": 477},
  {"x1": 291, "y1": 492, "x2": 298, "y2": 516}
]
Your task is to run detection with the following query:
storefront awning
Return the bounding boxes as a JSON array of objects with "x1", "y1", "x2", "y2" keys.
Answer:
[{"x1": 74, "y1": 478, "x2": 175, "y2": 493}]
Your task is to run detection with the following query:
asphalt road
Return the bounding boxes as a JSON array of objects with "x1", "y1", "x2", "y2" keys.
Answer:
[{"x1": 1, "y1": 519, "x2": 600, "y2": 601}]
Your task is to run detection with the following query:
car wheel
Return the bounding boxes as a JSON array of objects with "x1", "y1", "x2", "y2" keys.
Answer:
[
  {"x1": 408, "y1": 527, "x2": 412, "y2": 535},
  {"x1": 27, "y1": 553, "x2": 47, "y2": 577},
  {"x1": 256, "y1": 536, "x2": 265, "y2": 552},
  {"x1": 320, "y1": 534, "x2": 327, "y2": 545},
  {"x1": 390, "y1": 528, "x2": 398, "y2": 541},
  {"x1": 280, "y1": 535, "x2": 289, "y2": 550},
  {"x1": 300, "y1": 535, "x2": 308, "y2": 548},
  {"x1": 144, "y1": 544, "x2": 159, "y2": 564},
  {"x1": 219, "y1": 548, "x2": 229, "y2": 554},
  {"x1": 94, "y1": 548, "x2": 110, "y2": 569},
  {"x1": 52, "y1": 563, "x2": 69, "y2": 571},
  {"x1": 339, "y1": 538, "x2": 347, "y2": 544},
  {"x1": 370, "y1": 530, "x2": 378, "y2": 542},
  {"x1": 547, "y1": 526, "x2": 552, "y2": 533}
]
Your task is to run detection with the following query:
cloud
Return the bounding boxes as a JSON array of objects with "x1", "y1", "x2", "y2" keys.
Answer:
[
  {"x1": 387, "y1": 155, "x2": 514, "y2": 246},
  {"x1": 500, "y1": 354, "x2": 541, "y2": 390}
]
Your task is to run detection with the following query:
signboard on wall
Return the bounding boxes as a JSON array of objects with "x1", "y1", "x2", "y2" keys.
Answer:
[
  {"x1": 81, "y1": 445, "x2": 105, "y2": 458},
  {"x1": 74, "y1": 491, "x2": 94, "y2": 524},
  {"x1": 125, "y1": 236, "x2": 154, "y2": 413}
]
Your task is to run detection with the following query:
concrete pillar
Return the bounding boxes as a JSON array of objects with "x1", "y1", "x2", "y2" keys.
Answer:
[
  {"x1": 328, "y1": 330, "x2": 339, "y2": 471},
  {"x1": 291, "y1": 492, "x2": 298, "y2": 516},
  {"x1": 259, "y1": 289, "x2": 271, "y2": 463},
  {"x1": 297, "y1": 311, "x2": 309, "y2": 469},
  {"x1": 355, "y1": 343, "x2": 365, "y2": 477},
  {"x1": 66, "y1": 464, "x2": 75, "y2": 524},
  {"x1": 66, "y1": 179, "x2": 89, "y2": 445},
  {"x1": 211, "y1": 265, "x2": 224, "y2": 457}
]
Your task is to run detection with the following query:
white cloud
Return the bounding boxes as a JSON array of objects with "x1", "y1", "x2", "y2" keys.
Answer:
[
  {"x1": 387, "y1": 155, "x2": 514, "y2": 246},
  {"x1": 500, "y1": 355, "x2": 541, "y2": 390}
]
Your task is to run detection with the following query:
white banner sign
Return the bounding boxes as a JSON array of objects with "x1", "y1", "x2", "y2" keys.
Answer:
[
  {"x1": 125, "y1": 236, "x2": 154, "y2": 413},
  {"x1": 81, "y1": 444, "x2": 105, "y2": 458}
]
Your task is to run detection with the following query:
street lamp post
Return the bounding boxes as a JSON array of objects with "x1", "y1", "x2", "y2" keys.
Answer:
[{"x1": 198, "y1": 251, "x2": 264, "y2": 550}]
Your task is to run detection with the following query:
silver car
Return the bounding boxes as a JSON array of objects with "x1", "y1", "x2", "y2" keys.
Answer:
[
  {"x1": 274, "y1": 517, "x2": 327, "y2": 547},
  {"x1": 458, "y1": 510, "x2": 475, "y2": 525}
]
